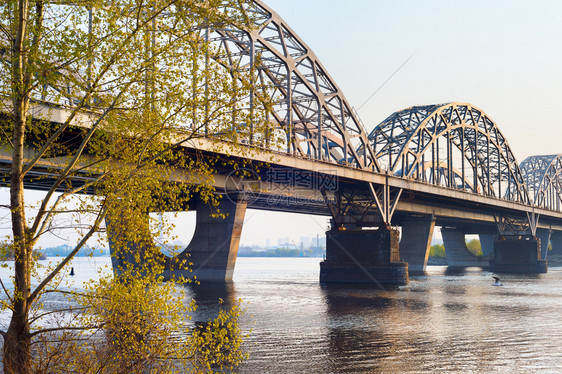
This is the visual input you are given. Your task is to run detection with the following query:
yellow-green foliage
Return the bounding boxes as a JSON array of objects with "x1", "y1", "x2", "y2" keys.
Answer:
[
  {"x1": 0, "y1": 0, "x2": 272, "y2": 372},
  {"x1": 429, "y1": 239, "x2": 484, "y2": 258},
  {"x1": 30, "y1": 264, "x2": 247, "y2": 374},
  {"x1": 429, "y1": 243, "x2": 446, "y2": 257},
  {"x1": 466, "y1": 239, "x2": 483, "y2": 256}
]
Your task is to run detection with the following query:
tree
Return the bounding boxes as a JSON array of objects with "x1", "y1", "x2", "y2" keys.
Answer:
[
  {"x1": 28, "y1": 266, "x2": 248, "y2": 374},
  {"x1": 0, "y1": 0, "x2": 272, "y2": 372},
  {"x1": 466, "y1": 239, "x2": 482, "y2": 256},
  {"x1": 429, "y1": 243, "x2": 445, "y2": 258}
]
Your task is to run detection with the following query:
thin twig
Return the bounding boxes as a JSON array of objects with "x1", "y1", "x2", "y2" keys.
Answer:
[
  {"x1": 30, "y1": 324, "x2": 104, "y2": 338},
  {"x1": 29, "y1": 306, "x2": 87, "y2": 325},
  {"x1": 0, "y1": 277, "x2": 13, "y2": 304},
  {"x1": 30, "y1": 202, "x2": 108, "y2": 303}
]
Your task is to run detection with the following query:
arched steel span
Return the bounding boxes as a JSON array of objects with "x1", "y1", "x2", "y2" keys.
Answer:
[
  {"x1": 520, "y1": 154, "x2": 562, "y2": 211},
  {"x1": 368, "y1": 102, "x2": 530, "y2": 204},
  {"x1": 17, "y1": 1, "x2": 379, "y2": 171},
  {"x1": 210, "y1": 0, "x2": 379, "y2": 170}
]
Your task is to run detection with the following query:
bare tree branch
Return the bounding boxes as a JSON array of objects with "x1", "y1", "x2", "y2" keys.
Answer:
[
  {"x1": 29, "y1": 306, "x2": 86, "y2": 325},
  {"x1": 0, "y1": 277, "x2": 14, "y2": 304},
  {"x1": 30, "y1": 324, "x2": 104, "y2": 338},
  {"x1": 30, "y1": 200, "x2": 108, "y2": 303}
]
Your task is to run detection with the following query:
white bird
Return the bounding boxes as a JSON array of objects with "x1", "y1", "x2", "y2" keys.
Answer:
[{"x1": 492, "y1": 276, "x2": 502, "y2": 286}]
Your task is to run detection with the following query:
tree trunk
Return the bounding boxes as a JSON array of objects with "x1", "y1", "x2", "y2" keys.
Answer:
[
  {"x1": 4, "y1": 0, "x2": 33, "y2": 372},
  {"x1": 3, "y1": 308, "x2": 31, "y2": 374}
]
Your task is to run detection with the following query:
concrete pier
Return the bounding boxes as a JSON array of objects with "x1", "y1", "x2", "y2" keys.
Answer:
[
  {"x1": 106, "y1": 195, "x2": 247, "y2": 282},
  {"x1": 550, "y1": 231, "x2": 562, "y2": 255},
  {"x1": 442, "y1": 228, "x2": 489, "y2": 268},
  {"x1": 399, "y1": 217, "x2": 436, "y2": 274},
  {"x1": 489, "y1": 237, "x2": 547, "y2": 273},
  {"x1": 478, "y1": 233, "x2": 495, "y2": 257},
  {"x1": 165, "y1": 195, "x2": 247, "y2": 282},
  {"x1": 106, "y1": 209, "x2": 158, "y2": 277},
  {"x1": 320, "y1": 228, "x2": 408, "y2": 286},
  {"x1": 536, "y1": 228, "x2": 551, "y2": 260}
]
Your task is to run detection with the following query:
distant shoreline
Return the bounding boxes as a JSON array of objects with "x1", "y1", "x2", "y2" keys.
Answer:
[{"x1": 238, "y1": 254, "x2": 324, "y2": 258}]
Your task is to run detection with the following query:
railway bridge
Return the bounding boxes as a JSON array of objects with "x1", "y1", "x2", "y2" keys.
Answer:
[{"x1": 3, "y1": 0, "x2": 562, "y2": 285}]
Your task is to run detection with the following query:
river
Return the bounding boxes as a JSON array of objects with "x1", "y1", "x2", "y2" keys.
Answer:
[{"x1": 2, "y1": 257, "x2": 561, "y2": 373}]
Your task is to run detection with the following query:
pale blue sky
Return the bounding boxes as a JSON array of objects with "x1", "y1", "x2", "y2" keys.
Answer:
[
  {"x1": 7, "y1": 1, "x2": 562, "y2": 248},
  {"x1": 241, "y1": 0, "x2": 562, "y2": 245},
  {"x1": 265, "y1": 0, "x2": 562, "y2": 160}
]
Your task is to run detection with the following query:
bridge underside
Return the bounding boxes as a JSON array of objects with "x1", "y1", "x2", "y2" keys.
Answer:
[{"x1": 3, "y1": 141, "x2": 561, "y2": 282}]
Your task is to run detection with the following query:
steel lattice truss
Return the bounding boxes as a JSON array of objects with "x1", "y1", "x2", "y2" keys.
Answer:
[
  {"x1": 211, "y1": 0, "x2": 379, "y2": 170},
  {"x1": 7, "y1": 0, "x2": 550, "y2": 212},
  {"x1": 520, "y1": 154, "x2": 562, "y2": 211},
  {"x1": 368, "y1": 103, "x2": 529, "y2": 204}
]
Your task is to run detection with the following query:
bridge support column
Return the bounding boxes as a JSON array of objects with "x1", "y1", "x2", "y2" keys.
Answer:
[
  {"x1": 166, "y1": 196, "x2": 247, "y2": 282},
  {"x1": 536, "y1": 228, "x2": 551, "y2": 260},
  {"x1": 107, "y1": 195, "x2": 247, "y2": 282},
  {"x1": 399, "y1": 217, "x2": 436, "y2": 274},
  {"x1": 442, "y1": 228, "x2": 489, "y2": 268},
  {"x1": 478, "y1": 233, "x2": 495, "y2": 257},
  {"x1": 106, "y1": 208, "x2": 161, "y2": 277},
  {"x1": 549, "y1": 231, "x2": 562, "y2": 255},
  {"x1": 490, "y1": 237, "x2": 547, "y2": 273},
  {"x1": 319, "y1": 228, "x2": 408, "y2": 286}
]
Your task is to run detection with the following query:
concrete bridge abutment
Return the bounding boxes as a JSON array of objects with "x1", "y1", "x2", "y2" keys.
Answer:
[
  {"x1": 550, "y1": 231, "x2": 562, "y2": 255},
  {"x1": 319, "y1": 227, "x2": 408, "y2": 286},
  {"x1": 165, "y1": 195, "x2": 247, "y2": 282},
  {"x1": 399, "y1": 216, "x2": 436, "y2": 274},
  {"x1": 489, "y1": 237, "x2": 547, "y2": 273},
  {"x1": 106, "y1": 195, "x2": 247, "y2": 282},
  {"x1": 536, "y1": 228, "x2": 551, "y2": 260},
  {"x1": 478, "y1": 233, "x2": 495, "y2": 257},
  {"x1": 442, "y1": 228, "x2": 489, "y2": 268}
]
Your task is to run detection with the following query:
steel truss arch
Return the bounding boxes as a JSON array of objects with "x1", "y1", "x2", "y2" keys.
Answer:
[
  {"x1": 368, "y1": 102, "x2": 529, "y2": 204},
  {"x1": 208, "y1": 0, "x2": 379, "y2": 170},
  {"x1": 520, "y1": 154, "x2": 562, "y2": 211}
]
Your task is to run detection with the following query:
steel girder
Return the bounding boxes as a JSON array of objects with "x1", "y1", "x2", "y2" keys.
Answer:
[
  {"x1": 5, "y1": 1, "x2": 379, "y2": 171},
  {"x1": 520, "y1": 154, "x2": 562, "y2": 211},
  {"x1": 368, "y1": 102, "x2": 530, "y2": 204},
  {"x1": 210, "y1": 1, "x2": 379, "y2": 170}
]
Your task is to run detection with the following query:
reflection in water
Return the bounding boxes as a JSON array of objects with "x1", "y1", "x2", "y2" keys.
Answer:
[
  {"x1": 444, "y1": 266, "x2": 487, "y2": 275},
  {"x1": 27, "y1": 258, "x2": 561, "y2": 373},
  {"x1": 183, "y1": 282, "x2": 238, "y2": 325},
  {"x1": 228, "y1": 259, "x2": 562, "y2": 374},
  {"x1": 321, "y1": 285, "x2": 429, "y2": 373}
]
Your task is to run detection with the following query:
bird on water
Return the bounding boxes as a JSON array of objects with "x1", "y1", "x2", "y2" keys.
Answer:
[{"x1": 492, "y1": 276, "x2": 502, "y2": 286}]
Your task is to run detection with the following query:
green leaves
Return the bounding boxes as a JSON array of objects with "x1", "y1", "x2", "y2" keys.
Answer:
[{"x1": 0, "y1": 0, "x2": 279, "y2": 371}]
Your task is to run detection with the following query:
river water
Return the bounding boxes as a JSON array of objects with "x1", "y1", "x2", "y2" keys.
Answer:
[
  {"x1": 207, "y1": 258, "x2": 562, "y2": 373},
  {"x1": 2, "y1": 257, "x2": 562, "y2": 373}
]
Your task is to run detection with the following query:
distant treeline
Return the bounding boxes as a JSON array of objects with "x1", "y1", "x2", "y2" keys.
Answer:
[
  {"x1": 40, "y1": 245, "x2": 107, "y2": 258},
  {"x1": 238, "y1": 248, "x2": 324, "y2": 258},
  {"x1": 1, "y1": 247, "x2": 46, "y2": 261},
  {"x1": 430, "y1": 239, "x2": 483, "y2": 257}
]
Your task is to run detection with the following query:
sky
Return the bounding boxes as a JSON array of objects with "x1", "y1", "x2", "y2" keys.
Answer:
[
  {"x1": 265, "y1": 0, "x2": 562, "y2": 161},
  {"x1": 5, "y1": 0, "x2": 562, "y2": 248},
  {"x1": 243, "y1": 0, "x2": 562, "y2": 245},
  {"x1": 236, "y1": 0, "x2": 562, "y2": 246}
]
